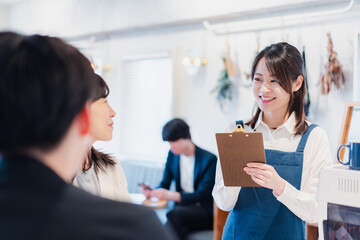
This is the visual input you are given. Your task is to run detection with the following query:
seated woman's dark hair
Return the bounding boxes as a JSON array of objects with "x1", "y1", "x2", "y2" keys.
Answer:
[
  {"x1": 84, "y1": 74, "x2": 115, "y2": 174},
  {"x1": 162, "y1": 118, "x2": 191, "y2": 142}
]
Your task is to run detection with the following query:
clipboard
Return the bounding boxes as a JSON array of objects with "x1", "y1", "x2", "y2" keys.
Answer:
[{"x1": 215, "y1": 125, "x2": 266, "y2": 187}]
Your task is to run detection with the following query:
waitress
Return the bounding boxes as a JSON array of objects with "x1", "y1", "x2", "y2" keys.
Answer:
[{"x1": 212, "y1": 42, "x2": 332, "y2": 239}]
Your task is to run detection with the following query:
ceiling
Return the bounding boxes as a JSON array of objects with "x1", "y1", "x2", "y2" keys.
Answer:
[{"x1": 0, "y1": 0, "x2": 27, "y2": 5}]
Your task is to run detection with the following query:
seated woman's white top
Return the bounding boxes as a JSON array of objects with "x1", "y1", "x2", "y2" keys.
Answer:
[{"x1": 74, "y1": 160, "x2": 132, "y2": 203}]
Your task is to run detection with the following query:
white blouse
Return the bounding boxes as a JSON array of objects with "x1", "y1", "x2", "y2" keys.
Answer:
[
  {"x1": 74, "y1": 164, "x2": 100, "y2": 196},
  {"x1": 74, "y1": 160, "x2": 132, "y2": 203},
  {"x1": 212, "y1": 113, "x2": 332, "y2": 224}
]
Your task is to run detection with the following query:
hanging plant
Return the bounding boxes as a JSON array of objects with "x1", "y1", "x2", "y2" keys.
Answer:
[
  {"x1": 211, "y1": 59, "x2": 232, "y2": 109},
  {"x1": 320, "y1": 32, "x2": 345, "y2": 95},
  {"x1": 302, "y1": 47, "x2": 310, "y2": 116},
  {"x1": 211, "y1": 43, "x2": 238, "y2": 110},
  {"x1": 242, "y1": 33, "x2": 261, "y2": 88}
]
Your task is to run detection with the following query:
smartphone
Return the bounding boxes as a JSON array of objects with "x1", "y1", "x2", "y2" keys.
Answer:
[{"x1": 138, "y1": 183, "x2": 152, "y2": 191}]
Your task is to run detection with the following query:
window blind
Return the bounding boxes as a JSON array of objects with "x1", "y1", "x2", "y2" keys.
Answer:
[{"x1": 119, "y1": 54, "x2": 172, "y2": 162}]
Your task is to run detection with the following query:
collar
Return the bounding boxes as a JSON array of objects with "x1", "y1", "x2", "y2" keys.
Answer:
[
  {"x1": 253, "y1": 112, "x2": 263, "y2": 130},
  {"x1": 282, "y1": 112, "x2": 297, "y2": 135},
  {"x1": 254, "y1": 111, "x2": 296, "y2": 135},
  {"x1": 1, "y1": 153, "x2": 66, "y2": 185}
]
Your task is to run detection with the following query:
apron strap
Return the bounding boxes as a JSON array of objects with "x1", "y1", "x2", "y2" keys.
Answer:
[
  {"x1": 235, "y1": 120, "x2": 244, "y2": 128},
  {"x1": 296, "y1": 124, "x2": 318, "y2": 153}
]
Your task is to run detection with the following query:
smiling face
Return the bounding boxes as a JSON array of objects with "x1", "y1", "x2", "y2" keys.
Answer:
[
  {"x1": 252, "y1": 57, "x2": 291, "y2": 118},
  {"x1": 89, "y1": 98, "x2": 116, "y2": 142}
]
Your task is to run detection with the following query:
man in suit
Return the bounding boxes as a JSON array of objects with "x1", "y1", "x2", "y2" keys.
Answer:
[
  {"x1": 141, "y1": 118, "x2": 217, "y2": 240},
  {"x1": 0, "y1": 32, "x2": 174, "y2": 240}
]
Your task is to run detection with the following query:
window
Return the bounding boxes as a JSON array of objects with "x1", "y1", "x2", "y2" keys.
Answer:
[{"x1": 119, "y1": 53, "x2": 172, "y2": 162}]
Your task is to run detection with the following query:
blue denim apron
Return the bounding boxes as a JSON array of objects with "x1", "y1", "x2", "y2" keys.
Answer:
[{"x1": 222, "y1": 122, "x2": 317, "y2": 240}]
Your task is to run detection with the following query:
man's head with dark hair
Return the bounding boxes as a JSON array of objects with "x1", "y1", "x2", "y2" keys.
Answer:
[
  {"x1": 162, "y1": 118, "x2": 194, "y2": 156},
  {"x1": 162, "y1": 118, "x2": 191, "y2": 142},
  {"x1": 0, "y1": 32, "x2": 96, "y2": 154}
]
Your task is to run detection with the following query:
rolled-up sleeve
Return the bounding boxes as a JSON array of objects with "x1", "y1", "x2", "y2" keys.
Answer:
[{"x1": 212, "y1": 159, "x2": 241, "y2": 211}]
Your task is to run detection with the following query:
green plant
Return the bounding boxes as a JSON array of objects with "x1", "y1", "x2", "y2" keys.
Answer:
[{"x1": 211, "y1": 58, "x2": 233, "y2": 110}]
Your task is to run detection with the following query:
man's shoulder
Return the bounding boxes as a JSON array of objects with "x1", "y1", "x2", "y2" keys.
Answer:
[
  {"x1": 55, "y1": 185, "x2": 174, "y2": 239},
  {"x1": 195, "y1": 145, "x2": 217, "y2": 161},
  {"x1": 66, "y1": 184, "x2": 142, "y2": 213},
  {"x1": 0, "y1": 180, "x2": 173, "y2": 240}
]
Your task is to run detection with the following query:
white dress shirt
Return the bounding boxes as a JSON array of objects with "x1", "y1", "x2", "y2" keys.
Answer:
[
  {"x1": 180, "y1": 154, "x2": 195, "y2": 193},
  {"x1": 212, "y1": 112, "x2": 332, "y2": 224}
]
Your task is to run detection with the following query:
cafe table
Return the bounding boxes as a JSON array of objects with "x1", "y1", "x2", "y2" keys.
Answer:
[{"x1": 130, "y1": 193, "x2": 167, "y2": 209}]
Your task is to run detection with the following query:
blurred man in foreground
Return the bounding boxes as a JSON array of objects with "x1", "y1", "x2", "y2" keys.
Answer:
[{"x1": 0, "y1": 32, "x2": 174, "y2": 240}]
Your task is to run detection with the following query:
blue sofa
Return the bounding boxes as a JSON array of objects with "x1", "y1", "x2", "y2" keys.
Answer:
[{"x1": 120, "y1": 159, "x2": 213, "y2": 240}]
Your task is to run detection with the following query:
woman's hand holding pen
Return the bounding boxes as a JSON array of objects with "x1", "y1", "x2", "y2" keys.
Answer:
[
  {"x1": 244, "y1": 162, "x2": 286, "y2": 196},
  {"x1": 139, "y1": 184, "x2": 152, "y2": 199},
  {"x1": 141, "y1": 189, "x2": 152, "y2": 199}
]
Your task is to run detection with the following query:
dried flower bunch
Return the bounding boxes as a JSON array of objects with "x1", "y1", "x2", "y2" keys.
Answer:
[
  {"x1": 212, "y1": 43, "x2": 238, "y2": 110},
  {"x1": 320, "y1": 32, "x2": 345, "y2": 95}
]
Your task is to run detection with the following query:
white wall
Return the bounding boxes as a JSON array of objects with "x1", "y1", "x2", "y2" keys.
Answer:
[
  {"x1": 0, "y1": 4, "x2": 8, "y2": 30},
  {"x1": 7, "y1": 0, "x2": 319, "y2": 37},
  {"x1": 6, "y1": 0, "x2": 360, "y2": 162}
]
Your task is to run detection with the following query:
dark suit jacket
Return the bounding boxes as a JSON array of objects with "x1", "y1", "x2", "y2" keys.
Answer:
[
  {"x1": 158, "y1": 145, "x2": 217, "y2": 214},
  {"x1": 0, "y1": 154, "x2": 175, "y2": 240}
]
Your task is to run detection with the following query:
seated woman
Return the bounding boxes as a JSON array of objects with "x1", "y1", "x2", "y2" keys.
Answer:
[{"x1": 73, "y1": 74, "x2": 131, "y2": 202}]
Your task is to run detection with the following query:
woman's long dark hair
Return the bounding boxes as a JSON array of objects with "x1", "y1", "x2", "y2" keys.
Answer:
[
  {"x1": 83, "y1": 73, "x2": 116, "y2": 174},
  {"x1": 246, "y1": 42, "x2": 308, "y2": 136}
]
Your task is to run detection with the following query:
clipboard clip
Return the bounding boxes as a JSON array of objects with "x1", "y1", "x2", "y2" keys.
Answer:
[{"x1": 233, "y1": 124, "x2": 245, "y2": 133}]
